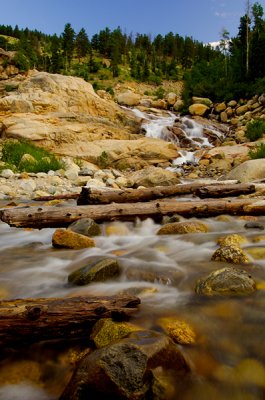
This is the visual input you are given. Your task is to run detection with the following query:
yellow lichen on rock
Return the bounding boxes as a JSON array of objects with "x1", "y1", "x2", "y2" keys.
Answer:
[
  {"x1": 211, "y1": 245, "x2": 250, "y2": 264},
  {"x1": 157, "y1": 221, "x2": 209, "y2": 235},
  {"x1": 52, "y1": 228, "x2": 95, "y2": 249},
  {"x1": 90, "y1": 318, "x2": 141, "y2": 348},
  {"x1": 158, "y1": 317, "x2": 196, "y2": 345},
  {"x1": 217, "y1": 234, "x2": 247, "y2": 248}
]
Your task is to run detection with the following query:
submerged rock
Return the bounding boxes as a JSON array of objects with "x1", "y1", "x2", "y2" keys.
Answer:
[
  {"x1": 68, "y1": 217, "x2": 101, "y2": 237},
  {"x1": 91, "y1": 319, "x2": 141, "y2": 348},
  {"x1": 211, "y1": 245, "x2": 250, "y2": 264},
  {"x1": 157, "y1": 317, "x2": 196, "y2": 345},
  {"x1": 52, "y1": 229, "x2": 95, "y2": 250},
  {"x1": 68, "y1": 258, "x2": 121, "y2": 286},
  {"x1": 195, "y1": 267, "x2": 256, "y2": 296},
  {"x1": 217, "y1": 234, "x2": 247, "y2": 247},
  {"x1": 157, "y1": 221, "x2": 208, "y2": 235},
  {"x1": 59, "y1": 330, "x2": 190, "y2": 400}
]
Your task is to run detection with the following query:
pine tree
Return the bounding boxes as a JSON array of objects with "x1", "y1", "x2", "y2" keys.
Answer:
[
  {"x1": 62, "y1": 22, "x2": 75, "y2": 70},
  {"x1": 75, "y1": 28, "x2": 90, "y2": 62}
]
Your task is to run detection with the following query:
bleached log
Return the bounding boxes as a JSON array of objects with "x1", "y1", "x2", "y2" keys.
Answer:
[{"x1": 0, "y1": 197, "x2": 264, "y2": 229}]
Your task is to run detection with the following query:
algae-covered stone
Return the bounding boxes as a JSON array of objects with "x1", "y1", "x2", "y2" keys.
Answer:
[
  {"x1": 211, "y1": 245, "x2": 250, "y2": 264},
  {"x1": 52, "y1": 228, "x2": 95, "y2": 249},
  {"x1": 68, "y1": 258, "x2": 121, "y2": 286},
  {"x1": 195, "y1": 267, "x2": 256, "y2": 296},
  {"x1": 68, "y1": 217, "x2": 101, "y2": 237},
  {"x1": 91, "y1": 318, "x2": 141, "y2": 348},
  {"x1": 157, "y1": 221, "x2": 208, "y2": 235},
  {"x1": 217, "y1": 234, "x2": 247, "y2": 248},
  {"x1": 158, "y1": 317, "x2": 196, "y2": 345}
]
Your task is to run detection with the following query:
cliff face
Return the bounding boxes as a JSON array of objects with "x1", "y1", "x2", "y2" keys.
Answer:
[
  {"x1": 0, "y1": 70, "x2": 140, "y2": 145},
  {"x1": 0, "y1": 71, "x2": 179, "y2": 169}
]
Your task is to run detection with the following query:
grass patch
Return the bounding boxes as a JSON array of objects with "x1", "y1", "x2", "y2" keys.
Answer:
[
  {"x1": 249, "y1": 142, "x2": 265, "y2": 159},
  {"x1": 245, "y1": 120, "x2": 265, "y2": 142},
  {"x1": 1, "y1": 140, "x2": 63, "y2": 173},
  {"x1": 4, "y1": 84, "x2": 18, "y2": 92}
]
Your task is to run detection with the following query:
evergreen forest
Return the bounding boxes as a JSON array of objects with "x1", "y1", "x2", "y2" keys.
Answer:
[{"x1": 0, "y1": 1, "x2": 264, "y2": 104}]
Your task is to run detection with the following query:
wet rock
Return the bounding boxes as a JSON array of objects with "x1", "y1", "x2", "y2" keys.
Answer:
[
  {"x1": 125, "y1": 266, "x2": 183, "y2": 286},
  {"x1": 157, "y1": 317, "x2": 196, "y2": 345},
  {"x1": 129, "y1": 166, "x2": 180, "y2": 188},
  {"x1": 59, "y1": 330, "x2": 190, "y2": 400},
  {"x1": 68, "y1": 218, "x2": 101, "y2": 237},
  {"x1": 105, "y1": 222, "x2": 130, "y2": 236},
  {"x1": 68, "y1": 258, "x2": 121, "y2": 286},
  {"x1": 211, "y1": 245, "x2": 250, "y2": 264},
  {"x1": 118, "y1": 286, "x2": 158, "y2": 297},
  {"x1": 195, "y1": 267, "x2": 256, "y2": 296},
  {"x1": 244, "y1": 221, "x2": 264, "y2": 230},
  {"x1": 245, "y1": 247, "x2": 265, "y2": 260},
  {"x1": 157, "y1": 221, "x2": 208, "y2": 235},
  {"x1": 217, "y1": 234, "x2": 247, "y2": 247},
  {"x1": 52, "y1": 228, "x2": 95, "y2": 250},
  {"x1": 91, "y1": 319, "x2": 141, "y2": 348},
  {"x1": 214, "y1": 358, "x2": 265, "y2": 387}
]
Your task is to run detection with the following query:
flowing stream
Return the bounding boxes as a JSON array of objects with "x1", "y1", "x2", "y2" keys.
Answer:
[{"x1": 0, "y1": 112, "x2": 265, "y2": 399}]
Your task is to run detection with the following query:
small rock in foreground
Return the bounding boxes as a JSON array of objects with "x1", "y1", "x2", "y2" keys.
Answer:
[
  {"x1": 68, "y1": 258, "x2": 121, "y2": 286},
  {"x1": 52, "y1": 229, "x2": 95, "y2": 249}
]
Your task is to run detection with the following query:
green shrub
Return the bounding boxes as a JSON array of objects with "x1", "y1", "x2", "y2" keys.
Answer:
[
  {"x1": 4, "y1": 84, "x2": 18, "y2": 92},
  {"x1": 154, "y1": 87, "x2": 165, "y2": 99},
  {"x1": 98, "y1": 151, "x2": 109, "y2": 168},
  {"x1": 249, "y1": 143, "x2": 265, "y2": 159},
  {"x1": 245, "y1": 120, "x2": 265, "y2": 142},
  {"x1": 1, "y1": 140, "x2": 63, "y2": 173},
  {"x1": 106, "y1": 86, "x2": 114, "y2": 96}
]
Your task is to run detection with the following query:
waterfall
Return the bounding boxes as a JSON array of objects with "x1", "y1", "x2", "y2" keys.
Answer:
[{"x1": 131, "y1": 108, "x2": 225, "y2": 169}]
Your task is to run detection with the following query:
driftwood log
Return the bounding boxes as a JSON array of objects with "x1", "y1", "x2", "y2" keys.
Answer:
[
  {"x1": 1, "y1": 197, "x2": 264, "y2": 229},
  {"x1": 0, "y1": 295, "x2": 140, "y2": 345},
  {"x1": 77, "y1": 183, "x2": 255, "y2": 205}
]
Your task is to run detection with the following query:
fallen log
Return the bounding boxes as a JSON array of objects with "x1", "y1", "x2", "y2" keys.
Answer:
[
  {"x1": 33, "y1": 193, "x2": 80, "y2": 201},
  {"x1": 1, "y1": 198, "x2": 264, "y2": 229},
  {"x1": 195, "y1": 183, "x2": 255, "y2": 198},
  {"x1": 0, "y1": 295, "x2": 140, "y2": 345},
  {"x1": 77, "y1": 182, "x2": 254, "y2": 205}
]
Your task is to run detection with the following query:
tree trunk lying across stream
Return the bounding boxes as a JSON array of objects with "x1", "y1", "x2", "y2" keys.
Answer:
[
  {"x1": 0, "y1": 295, "x2": 140, "y2": 345},
  {"x1": 1, "y1": 197, "x2": 264, "y2": 229},
  {"x1": 77, "y1": 183, "x2": 256, "y2": 205}
]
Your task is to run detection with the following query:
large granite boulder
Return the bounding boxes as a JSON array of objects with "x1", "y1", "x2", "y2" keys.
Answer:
[
  {"x1": 225, "y1": 159, "x2": 265, "y2": 182},
  {"x1": 129, "y1": 166, "x2": 180, "y2": 187}
]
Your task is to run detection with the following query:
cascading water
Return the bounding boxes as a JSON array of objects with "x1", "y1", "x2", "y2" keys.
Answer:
[{"x1": 132, "y1": 108, "x2": 225, "y2": 169}]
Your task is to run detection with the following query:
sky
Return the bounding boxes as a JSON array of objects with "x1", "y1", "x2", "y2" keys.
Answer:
[{"x1": 1, "y1": 0, "x2": 265, "y2": 43}]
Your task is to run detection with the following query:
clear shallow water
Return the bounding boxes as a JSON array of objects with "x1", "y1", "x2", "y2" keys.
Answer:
[{"x1": 0, "y1": 211, "x2": 265, "y2": 399}]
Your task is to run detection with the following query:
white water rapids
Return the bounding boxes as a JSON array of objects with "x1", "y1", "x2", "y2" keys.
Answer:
[{"x1": 0, "y1": 112, "x2": 264, "y2": 400}]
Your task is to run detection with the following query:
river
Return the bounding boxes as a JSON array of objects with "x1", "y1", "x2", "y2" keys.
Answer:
[{"x1": 0, "y1": 111, "x2": 265, "y2": 399}]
